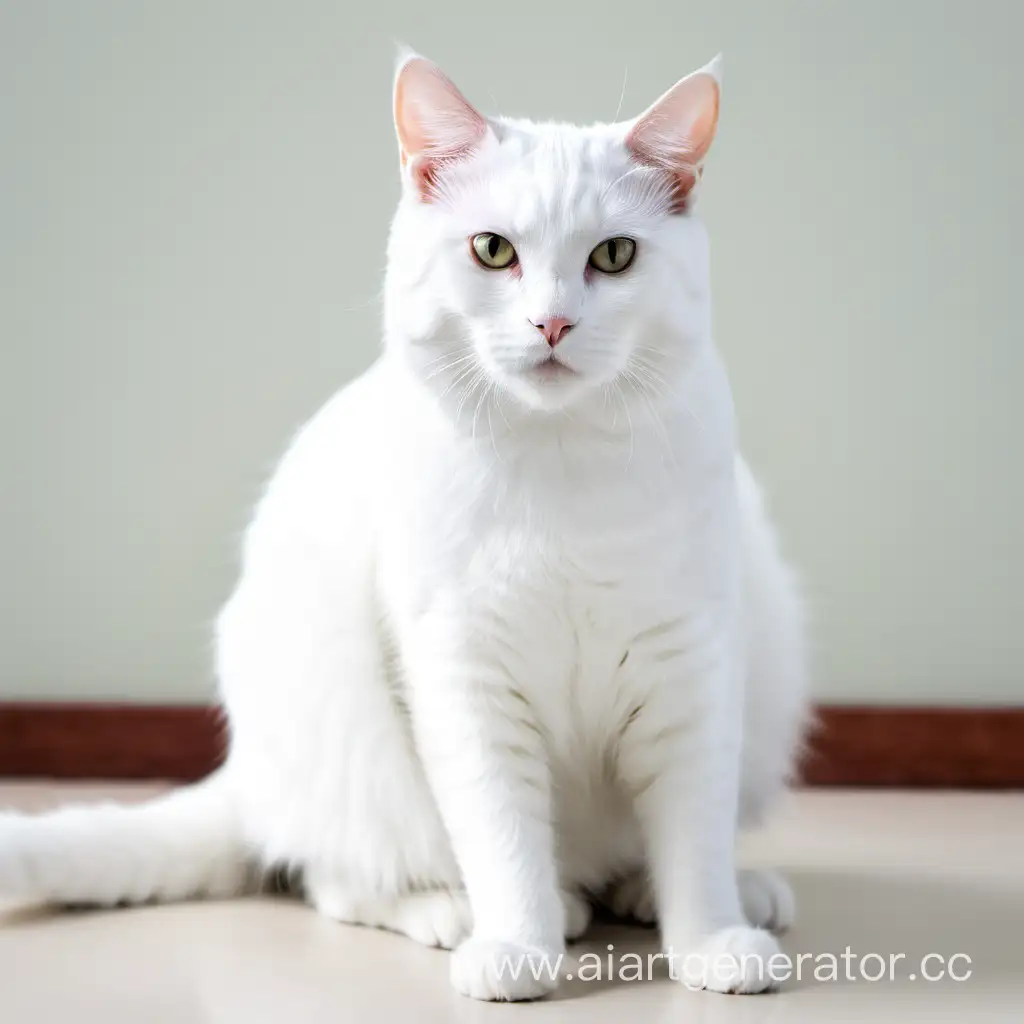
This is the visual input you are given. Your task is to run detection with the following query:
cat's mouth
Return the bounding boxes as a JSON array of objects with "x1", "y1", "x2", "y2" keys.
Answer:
[{"x1": 527, "y1": 355, "x2": 578, "y2": 382}]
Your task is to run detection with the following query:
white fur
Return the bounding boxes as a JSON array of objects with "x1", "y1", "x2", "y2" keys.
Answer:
[{"x1": 0, "y1": 54, "x2": 809, "y2": 1002}]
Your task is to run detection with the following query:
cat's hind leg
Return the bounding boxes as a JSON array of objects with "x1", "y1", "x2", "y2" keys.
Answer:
[
  {"x1": 307, "y1": 877, "x2": 592, "y2": 949},
  {"x1": 215, "y1": 559, "x2": 461, "y2": 921},
  {"x1": 306, "y1": 871, "x2": 472, "y2": 949}
]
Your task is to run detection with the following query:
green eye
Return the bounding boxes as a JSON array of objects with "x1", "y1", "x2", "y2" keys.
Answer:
[
  {"x1": 471, "y1": 233, "x2": 517, "y2": 270},
  {"x1": 588, "y1": 236, "x2": 636, "y2": 274}
]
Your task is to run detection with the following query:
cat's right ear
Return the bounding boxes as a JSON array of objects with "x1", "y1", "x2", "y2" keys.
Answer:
[{"x1": 393, "y1": 53, "x2": 490, "y2": 201}]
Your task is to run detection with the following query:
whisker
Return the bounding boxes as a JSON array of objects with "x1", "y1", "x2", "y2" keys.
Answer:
[
  {"x1": 440, "y1": 362, "x2": 481, "y2": 400},
  {"x1": 623, "y1": 368, "x2": 676, "y2": 466},
  {"x1": 486, "y1": 389, "x2": 506, "y2": 464},
  {"x1": 453, "y1": 369, "x2": 487, "y2": 425},
  {"x1": 337, "y1": 288, "x2": 385, "y2": 314},
  {"x1": 470, "y1": 380, "x2": 492, "y2": 447},
  {"x1": 629, "y1": 356, "x2": 706, "y2": 438},
  {"x1": 613, "y1": 65, "x2": 629, "y2": 123},
  {"x1": 610, "y1": 380, "x2": 635, "y2": 464},
  {"x1": 425, "y1": 352, "x2": 477, "y2": 381}
]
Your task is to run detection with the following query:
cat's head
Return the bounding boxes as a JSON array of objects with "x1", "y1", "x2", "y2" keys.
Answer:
[{"x1": 383, "y1": 52, "x2": 721, "y2": 418}]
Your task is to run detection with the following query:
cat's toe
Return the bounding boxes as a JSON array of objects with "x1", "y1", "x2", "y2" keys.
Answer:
[
  {"x1": 738, "y1": 868, "x2": 795, "y2": 933},
  {"x1": 309, "y1": 879, "x2": 471, "y2": 950},
  {"x1": 394, "y1": 889, "x2": 472, "y2": 949},
  {"x1": 450, "y1": 937, "x2": 562, "y2": 1001},
  {"x1": 677, "y1": 925, "x2": 782, "y2": 994}
]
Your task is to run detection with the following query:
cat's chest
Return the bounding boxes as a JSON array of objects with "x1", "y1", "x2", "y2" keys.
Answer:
[{"x1": 390, "y1": 446, "x2": 690, "y2": 634}]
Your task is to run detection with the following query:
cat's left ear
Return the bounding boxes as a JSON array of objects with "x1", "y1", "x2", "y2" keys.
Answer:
[
  {"x1": 393, "y1": 52, "x2": 491, "y2": 201},
  {"x1": 625, "y1": 55, "x2": 722, "y2": 212}
]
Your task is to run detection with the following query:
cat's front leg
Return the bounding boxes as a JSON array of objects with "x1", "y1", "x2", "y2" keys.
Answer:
[
  {"x1": 617, "y1": 610, "x2": 783, "y2": 995},
  {"x1": 405, "y1": 613, "x2": 565, "y2": 1001}
]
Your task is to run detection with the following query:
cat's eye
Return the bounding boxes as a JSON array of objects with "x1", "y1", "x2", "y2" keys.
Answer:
[
  {"x1": 588, "y1": 237, "x2": 636, "y2": 274},
  {"x1": 471, "y1": 233, "x2": 518, "y2": 270}
]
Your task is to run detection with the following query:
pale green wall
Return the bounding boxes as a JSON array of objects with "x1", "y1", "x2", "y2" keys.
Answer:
[{"x1": 1, "y1": 1, "x2": 1021, "y2": 704}]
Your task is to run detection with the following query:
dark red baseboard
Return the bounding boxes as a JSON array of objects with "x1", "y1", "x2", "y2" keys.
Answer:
[
  {"x1": 0, "y1": 704, "x2": 227, "y2": 783},
  {"x1": 800, "y1": 706, "x2": 1024, "y2": 787},
  {"x1": 1, "y1": 703, "x2": 1022, "y2": 787}
]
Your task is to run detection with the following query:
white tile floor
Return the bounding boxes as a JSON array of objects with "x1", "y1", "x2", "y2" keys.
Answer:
[{"x1": 1, "y1": 783, "x2": 1022, "y2": 1022}]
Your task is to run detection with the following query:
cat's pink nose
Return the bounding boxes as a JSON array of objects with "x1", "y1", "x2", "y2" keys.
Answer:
[{"x1": 530, "y1": 317, "x2": 575, "y2": 347}]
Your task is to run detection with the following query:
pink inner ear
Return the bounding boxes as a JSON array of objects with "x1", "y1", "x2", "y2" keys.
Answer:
[
  {"x1": 626, "y1": 71, "x2": 720, "y2": 212},
  {"x1": 394, "y1": 57, "x2": 488, "y2": 201}
]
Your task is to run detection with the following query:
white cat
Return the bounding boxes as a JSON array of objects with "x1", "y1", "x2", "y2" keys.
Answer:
[{"x1": 0, "y1": 52, "x2": 809, "y2": 1001}]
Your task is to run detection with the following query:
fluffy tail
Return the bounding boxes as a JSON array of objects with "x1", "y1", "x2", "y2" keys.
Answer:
[{"x1": 0, "y1": 770, "x2": 251, "y2": 906}]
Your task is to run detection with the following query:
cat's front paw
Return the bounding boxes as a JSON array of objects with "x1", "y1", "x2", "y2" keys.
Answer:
[
  {"x1": 675, "y1": 926, "x2": 782, "y2": 994},
  {"x1": 450, "y1": 937, "x2": 562, "y2": 1001}
]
